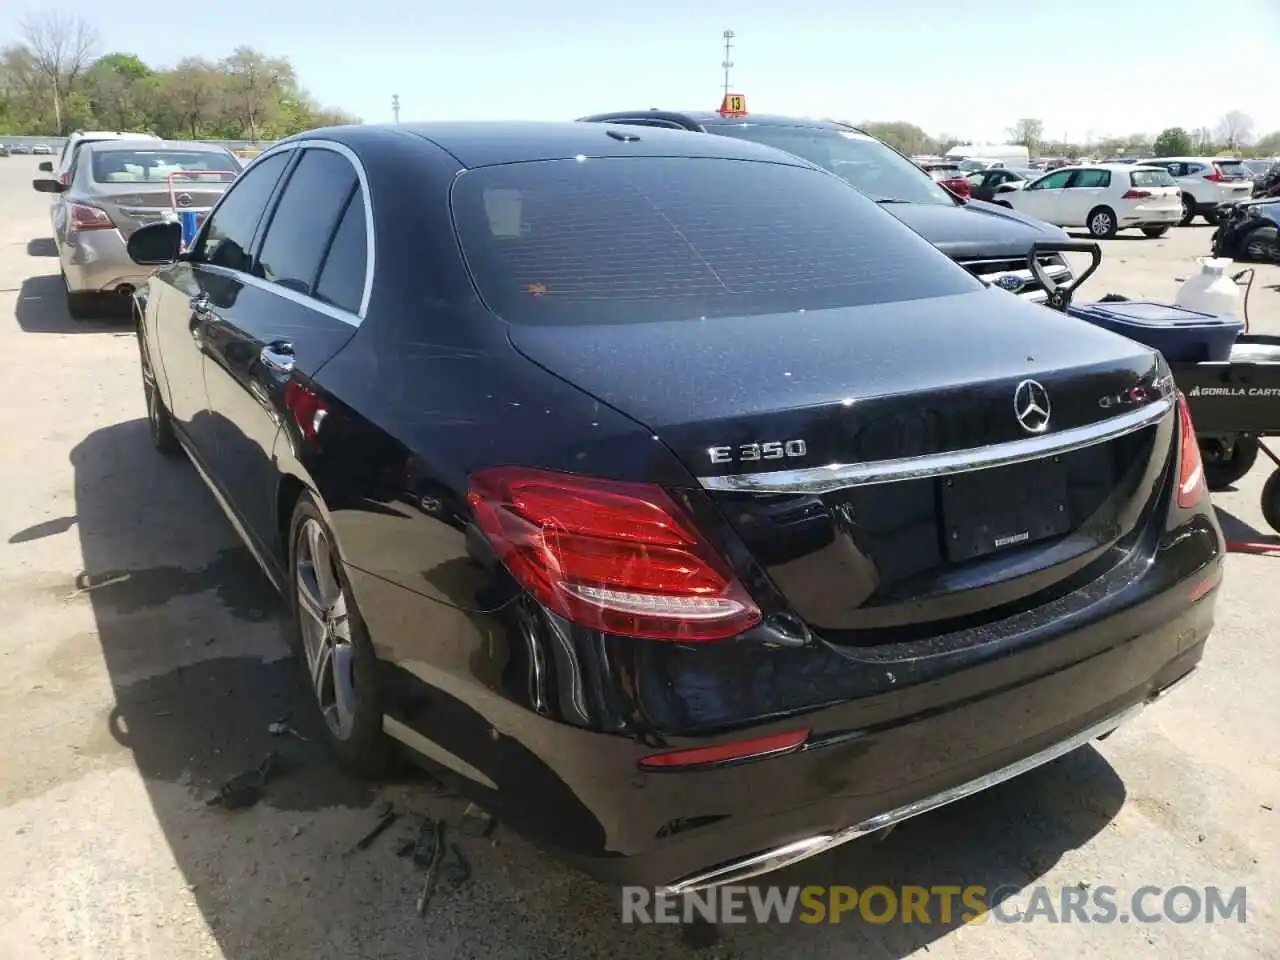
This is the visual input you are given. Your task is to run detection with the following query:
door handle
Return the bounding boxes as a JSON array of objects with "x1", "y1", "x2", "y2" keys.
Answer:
[{"x1": 260, "y1": 341, "x2": 295, "y2": 373}]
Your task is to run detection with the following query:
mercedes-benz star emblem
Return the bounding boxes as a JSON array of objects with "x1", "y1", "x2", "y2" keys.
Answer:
[
  {"x1": 994, "y1": 274, "x2": 1024, "y2": 293},
  {"x1": 1014, "y1": 379, "x2": 1051, "y2": 434},
  {"x1": 176, "y1": 193, "x2": 193, "y2": 207}
]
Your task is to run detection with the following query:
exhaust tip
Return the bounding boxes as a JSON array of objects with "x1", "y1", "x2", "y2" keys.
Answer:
[{"x1": 115, "y1": 284, "x2": 135, "y2": 298}]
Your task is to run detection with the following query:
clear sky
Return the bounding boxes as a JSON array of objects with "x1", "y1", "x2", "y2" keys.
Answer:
[{"x1": 4, "y1": 0, "x2": 1279, "y2": 142}]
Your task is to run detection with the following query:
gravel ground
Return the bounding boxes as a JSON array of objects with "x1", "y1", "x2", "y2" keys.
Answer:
[{"x1": 0, "y1": 154, "x2": 1276, "y2": 960}]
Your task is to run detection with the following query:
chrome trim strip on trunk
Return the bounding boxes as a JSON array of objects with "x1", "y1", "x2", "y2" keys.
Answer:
[
  {"x1": 697, "y1": 396, "x2": 1172, "y2": 495},
  {"x1": 660, "y1": 695, "x2": 1163, "y2": 896}
]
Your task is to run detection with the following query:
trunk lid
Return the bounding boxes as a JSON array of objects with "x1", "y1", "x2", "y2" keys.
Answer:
[
  {"x1": 95, "y1": 182, "x2": 229, "y2": 236},
  {"x1": 508, "y1": 288, "x2": 1175, "y2": 640}
]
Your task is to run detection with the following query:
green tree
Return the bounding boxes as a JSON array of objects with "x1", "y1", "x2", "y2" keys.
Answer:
[
  {"x1": 221, "y1": 47, "x2": 295, "y2": 140},
  {"x1": 1255, "y1": 131, "x2": 1280, "y2": 156},
  {"x1": 1152, "y1": 127, "x2": 1193, "y2": 157},
  {"x1": 86, "y1": 52, "x2": 152, "y2": 131},
  {"x1": 860, "y1": 121, "x2": 937, "y2": 156}
]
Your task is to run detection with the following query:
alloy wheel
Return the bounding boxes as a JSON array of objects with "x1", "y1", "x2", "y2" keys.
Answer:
[
  {"x1": 295, "y1": 517, "x2": 358, "y2": 740},
  {"x1": 1090, "y1": 212, "x2": 1113, "y2": 237}
]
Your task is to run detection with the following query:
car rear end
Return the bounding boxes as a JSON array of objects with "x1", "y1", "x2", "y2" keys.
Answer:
[
  {"x1": 1199, "y1": 159, "x2": 1255, "y2": 206},
  {"x1": 921, "y1": 162, "x2": 972, "y2": 198},
  {"x1": 62, "y1": 144, "x2": 238, "y2": 296},
  {"x1": 447, "y1": 151, "x2": 1224, "y2": 890},
  {"x1": 1117, "y1": 167, "x2": 1182, "y2": 227}
]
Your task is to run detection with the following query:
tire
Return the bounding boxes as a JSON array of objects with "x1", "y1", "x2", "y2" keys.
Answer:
[
  {"x1": 1142, "y1": 226, "x2": 1170, "y2": 239},
  {"x1": 286, "y1": 493, "x2": 395, "y2": 778},
  {"x1": 1202, "y1": 436, "x2": 1258, "y2": 491},
  {"x1": 1201, "y1": 208, "x2": 1220, "y2": 226},
  {"x1": 143, "y1": 378, "x2": 182, "y2": 457},
  {"x1": 1179, "y1": 195, "x2": 1196, "y2": 226},
  {"x1": 1242, "y1": 225, "x2": 1279, "y2": 263},
  {"x1": 1261, "y1": 470, "x2": 1280, "y2": 536},
  {"x1": 1086, "y1": 206, "x2": 1118, "y2": 239}
]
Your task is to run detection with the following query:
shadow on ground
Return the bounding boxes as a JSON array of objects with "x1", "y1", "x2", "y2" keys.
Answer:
[
  {"x1": 1215, "y1": 506, "x2": 1280, "y2": 546},
  {"x1": 70, "y1": 418, "x2": 1127, "y2": 959},
  {"x1": 15, "y1": 274, "x2": 132, "y2": 334},
  {"x1": 26, "y1": 238, "x2": 57, "y2": 257}
]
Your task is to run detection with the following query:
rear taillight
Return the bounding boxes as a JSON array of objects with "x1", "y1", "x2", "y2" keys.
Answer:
[
  {"x1": 1205, "y1": 167, "x2": 1226, "y2": 183},
  {"x1": 466, "y1": 466, "x2": 762, "y2": 641},
  {"x1": 639, "y1": 729, "x2": 809, "y2": 770},
  {"x1": 1122, "y1": 189, "x2": 1152, "y2": 199},
  {"x1": 68, "y1": 202, "x2": 113, "y2": 232},
  {"x1": 1176, "y1": 393, "x2": 1204, "y2": 509}
]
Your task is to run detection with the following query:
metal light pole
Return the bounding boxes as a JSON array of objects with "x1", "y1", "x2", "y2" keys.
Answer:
[
  {"x1": 721, "y1": 30, "x2": 735, "y2": 99},
  {"x1": 392, "y1": 94, "x2": 400, "y2": 123}
]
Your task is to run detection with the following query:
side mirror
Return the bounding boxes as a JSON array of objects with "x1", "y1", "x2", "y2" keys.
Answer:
[
  {"x1": 32, "y1": 178, "x2": 64, "y2": 194},
  {"x1": 38, "y1": 161, "x2": 53, "y2": 172},
  {"x1": 126, "y1": 220, "x2": 184, "y2": 265}
]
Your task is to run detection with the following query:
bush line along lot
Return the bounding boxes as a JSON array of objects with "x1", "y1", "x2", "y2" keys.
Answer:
[{"x1": 0, "y1": 153, "x2": 1276, "y2": 959}]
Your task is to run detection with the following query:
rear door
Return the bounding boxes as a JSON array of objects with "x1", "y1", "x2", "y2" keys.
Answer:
[
  {"x1": 202, "y1": 144, "x2": 367, "y2": 555},
  {"x1": 1059, "y1": 168, "x2": 1110, "y2": 226}
]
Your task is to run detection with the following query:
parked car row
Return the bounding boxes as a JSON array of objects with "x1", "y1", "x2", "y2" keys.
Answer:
[{"x1": 115, "y1": 116, "x2": 1222, "y2": 895}]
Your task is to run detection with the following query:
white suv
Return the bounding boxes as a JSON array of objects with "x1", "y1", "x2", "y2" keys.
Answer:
[
  {"x1": 40, "y1": 130, "x2": 161, "y2": 184},
  {"x1": 1142, "y1": 157, "x2": 1255, "y2": 225}
]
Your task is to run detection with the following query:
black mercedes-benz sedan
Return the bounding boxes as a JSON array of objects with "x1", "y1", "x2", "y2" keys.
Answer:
[{"x1": 124, "y1": 121, "x2": 1223, "y2": 893}]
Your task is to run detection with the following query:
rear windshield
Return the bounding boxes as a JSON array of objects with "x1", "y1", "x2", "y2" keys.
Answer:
[
  {"x1": 703, "y1": 124, "x2": 955, "y2": 206},
  {"x1": 1131, "y1": 169, "x2": 1177, "y2": 188},
  {"x1": 1215, "y1": 160, "x2": 1251, "y2": 180},
  {"x1": 91, "y1": 149, "x2": 239, "y2": 184},
  {"x1": 451, "y1": 157, "x2": 980, "y2": 326}
]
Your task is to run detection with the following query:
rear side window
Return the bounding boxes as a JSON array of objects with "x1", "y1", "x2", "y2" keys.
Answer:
[
  {"x1": 451, "y1": 157, "x2": 980, "y2": 326},
  {"x1": 313, "y1": 188, "x2": 368, "y2": 314},
  {"x1": 1131, "y1": 169, "x2": 1176, "y2": 188},
  {"x1": 196, "y1": 151, "x2": 290, "y2": 272},
  {"x1": 255, "y1": 148, "x2": 358, "y2": 295},
  {"x1": 1070, "y1": 170, "x2": 1110, "y2": 188},
  {"x1": 1215, "y1": 160, "x2": 1251, "y2": 180}
]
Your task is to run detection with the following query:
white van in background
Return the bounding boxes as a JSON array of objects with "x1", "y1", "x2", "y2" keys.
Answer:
[{"x1": 945, "y1": 143, "x2": 1031, "y2": 171}]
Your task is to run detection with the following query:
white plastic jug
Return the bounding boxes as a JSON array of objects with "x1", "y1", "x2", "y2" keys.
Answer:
[{"x1": 1174, "y1": 258, "x2": 1241, "y2": 318}]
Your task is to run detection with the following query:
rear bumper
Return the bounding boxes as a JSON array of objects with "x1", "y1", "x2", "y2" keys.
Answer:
[
  {"x1": 561, "y1": 572, "x2": 1215, "y2": 889},
  {"x1": 62, "y1": 228, "x2": 151, "y2": 294},
  {"x1": 664, "y1": 663, "x2": 1197, "y2": 894}
]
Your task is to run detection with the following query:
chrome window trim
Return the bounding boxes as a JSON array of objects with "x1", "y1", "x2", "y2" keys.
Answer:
[
  {"x1": 191, "y1": 137, "x2": 375, "y2": 326},
  {"x1": 697, "y1": 396, "x2": 1173, "y2": 495},
  {"x1": 201, "y1": 263, "x2": 363, "y2": 328}
]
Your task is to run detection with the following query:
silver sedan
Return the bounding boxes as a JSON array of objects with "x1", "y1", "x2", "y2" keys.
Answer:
[{"x1": 32, "y1": 139, "x2": 240, "y2": 319}]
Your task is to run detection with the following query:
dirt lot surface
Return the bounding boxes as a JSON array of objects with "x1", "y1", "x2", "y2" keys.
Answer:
[{"x1": 0, "y1": 154, "x2": 1277, "y2": 959}]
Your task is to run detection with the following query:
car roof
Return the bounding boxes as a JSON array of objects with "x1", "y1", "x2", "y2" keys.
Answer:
[
  {"x1": 581, "y1": 109, "x2": 856, "y2": 131},
  {"x1": 85, "y1": 138, "x2": 233, "y2": 153},
  {"x1": 293, "y1": 121, "x2": 821, "y2": 170},
  {"x1": 1151, "y1": 156, "x2": 1238, "y2": 163}
]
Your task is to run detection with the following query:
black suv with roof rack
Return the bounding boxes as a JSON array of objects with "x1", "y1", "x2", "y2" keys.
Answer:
[{"x1": 579, "y1": 109, "x2": 1075, "y2": 301}]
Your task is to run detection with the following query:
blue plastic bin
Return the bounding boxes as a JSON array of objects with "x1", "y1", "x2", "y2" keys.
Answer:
[
  {"x1": 1066, "y1": 300, "x2": 1243, "y2": 362},
  {"x1": 177, "y1": 210, "x2": 201, "y2": 249}
]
